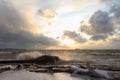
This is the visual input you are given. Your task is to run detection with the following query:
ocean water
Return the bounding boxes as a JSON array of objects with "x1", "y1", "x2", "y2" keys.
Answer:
[
  {"x1": 0, "y1": 50, "x2": 120, "y2": 61},
  {"x1": 0, "y1": 50, "x2": 120, "y2": 80},
  {"x1": 17, "y1": 50, "x2": 120, "y2": 65}
]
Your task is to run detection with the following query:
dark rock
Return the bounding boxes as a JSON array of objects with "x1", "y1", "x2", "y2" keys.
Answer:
[
  {"x1": 34, "y1": 55, "x2": 60, "y2": 64},
  {"x1": 0, "y1": 65, "x2": 13, "y2": 73},
  {"x1": 16, "y1": 64, "x2": 24, "y2": 70}
]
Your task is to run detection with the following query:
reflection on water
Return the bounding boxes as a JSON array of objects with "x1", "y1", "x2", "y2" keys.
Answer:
[{"x1": 0, "y1": 70, "x2": 85, "y2": 80}]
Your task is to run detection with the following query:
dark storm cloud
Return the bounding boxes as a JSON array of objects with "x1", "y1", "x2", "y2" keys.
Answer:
[
  {"x1": 79, "y1": 0, "x2": 120, "y2": 49},
  {"x1": 99, "y1": 0, "x2": 113, "y2": 2},
  {"x1": 0, "y1": 0, "x2": 58, "y2": 49},
  {"x1": 90, "y1": 34, "x2": 108, "y2": 41},
  {"x1": 89, "y1": 11, "x2": 113, "y2": 33},
  {"x1": 80, "y1": 10, "x2": 113, "y2": 35},
  {"x1": 100, "y1": 0, "x2": 120, "y2": 23},
  {"x1": 62, "y1": 10, "x2": 112, "y2": 43},
  {"x1": 0, "y1": 0, "x2": 27, "y2": 30},
  {"x1": 0, "y1": 29, "x2": 58, "y2": 49},
  {"x1": 98, "y1": 0, "x2": 120, "y2": 49},
  {"x1": 109, "y1": 1, "x2": 120, "y2": 24},
  {"x1": 80, "y1": 10, "x2": 114, "y2": 40},
  {"x1": 63, "y1": 31, "x2": 86, "y2": 43}
]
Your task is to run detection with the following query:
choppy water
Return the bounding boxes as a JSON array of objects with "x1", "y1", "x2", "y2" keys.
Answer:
[{"x1": 0, "y1": 50, "x2": 120, "y2": 65}]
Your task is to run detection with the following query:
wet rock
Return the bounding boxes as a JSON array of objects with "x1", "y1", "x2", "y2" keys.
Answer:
[
  {"x1": 34, "y1": 55, "x2": 60, "y2": 64},
  {"x1": 0, "y1": 65, "x2": 13, "y2": 73},
  {"x1": 16, "y1": 64, "x2": 24, "y2": 70}
]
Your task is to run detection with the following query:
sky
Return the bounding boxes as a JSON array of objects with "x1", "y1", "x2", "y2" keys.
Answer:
[{"x1": 0, "y1": 0, "x2": 120, "y2": 49}]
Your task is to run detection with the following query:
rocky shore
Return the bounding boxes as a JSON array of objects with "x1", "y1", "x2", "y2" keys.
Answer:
[{"x1": 0, "y1": 55, "x2": 120, "y2": 80}]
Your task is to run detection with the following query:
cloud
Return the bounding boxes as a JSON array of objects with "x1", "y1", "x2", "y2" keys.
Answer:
[
  {"x1": 80, "y1": 10, "x2": 114, "y2": 41},
  {"x1": 81, "y1": 10, "x2": 113, "y2": 35},
  {"x1": 0, "y1": 0, "x2": 40, "y2": 34},
  {"x1": 0, "y1": 0, "x2": 26, "y2": 31},
  {"x1": 99, "y1": 0, "x2": 120, "y2": 23},
  {"x1": 106, "y1": 37, "x2": 120, "y2": 49},
  {"x1": 90, "y1": 34, "x2": 108, "y2": 41},
  {"x1": 89, "y1": 11, "x2": 113, "y2": 33},
  {"x1": 79, "y1": 0, "x2": 120, "y2": 48},
  {"x1": 0, "y1": 29, "x2": 58, "y2": 49},
  {"x1": 38, "y1": 9, "x2": 57, "y2": 19},
  {"x1": 0, "y1": 0, "x2": 58, "y2": 49},
  {"x1": 37, "y1": 9, "x2": 57, "y2": 24},
  {"x1": 63, "y1": 31, "x2": 86, "y2": 43},
  {"x1": 99, "y1": 0, "x2": 112, "y2": 2},
  {"x1": 109, "y1": 1, "x2": 120, "y2": 24},
  {"x1": 80, "y1": 0, "x2": 120, "y2": 35}
]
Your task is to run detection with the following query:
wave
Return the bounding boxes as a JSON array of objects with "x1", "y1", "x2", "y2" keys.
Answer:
[{"x1": 17, "y1": 51, "x2": 43, "y2": 60}]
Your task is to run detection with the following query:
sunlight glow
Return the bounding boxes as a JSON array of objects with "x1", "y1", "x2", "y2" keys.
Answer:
[{"x1": 61, "y1": 39, "x2": 75, "y2": 45}]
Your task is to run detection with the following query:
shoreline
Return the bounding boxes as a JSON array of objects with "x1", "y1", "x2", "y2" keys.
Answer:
[{"x1": 0, "y1": 63, "x2": 120, "y2": 80}]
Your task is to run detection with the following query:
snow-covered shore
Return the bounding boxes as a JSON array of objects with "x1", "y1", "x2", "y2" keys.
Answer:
[
  {"x1": 0, "y1": 64, "x2": 120, "y2": 80},
  {"x1": 0, "y1": 70, "x2": 88, "y2": 80},
  {"x1": 0, "y1": 70, "x2": 111, "y2": 80}
]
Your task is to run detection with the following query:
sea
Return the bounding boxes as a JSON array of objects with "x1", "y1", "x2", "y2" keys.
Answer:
[{"x1": 0, "y1": 49, "x2": 120, "y2": 80}]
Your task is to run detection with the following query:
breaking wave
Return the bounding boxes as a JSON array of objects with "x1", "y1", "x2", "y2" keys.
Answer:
[{"x1": 17, "y1": 51, "x2": 43, "y2": 60}]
